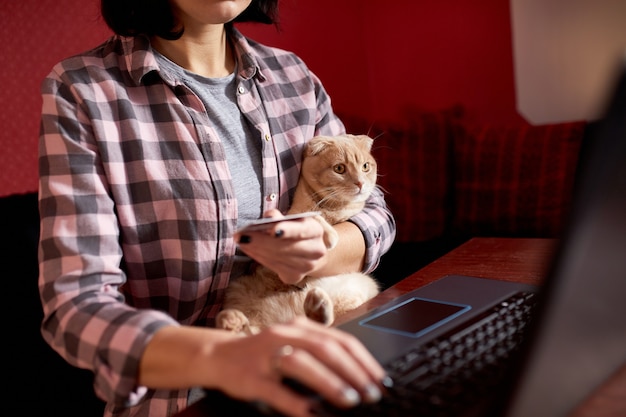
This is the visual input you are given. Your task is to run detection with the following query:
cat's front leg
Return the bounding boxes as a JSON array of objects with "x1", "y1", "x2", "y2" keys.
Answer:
[
  {"x1": 216, "y1": 308, "x2": 256, "y2": 335},
  {"x1": 303, "y1": 287, "x2": 335, "y2": 325}
]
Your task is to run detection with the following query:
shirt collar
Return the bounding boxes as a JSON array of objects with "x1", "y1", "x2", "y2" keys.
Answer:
[
  {"x1": 117, "y1": 26, "x2": 265, "y2": 87},
  {"x1": 228, "y1": 26, "x2": 266, "y2": 82}
]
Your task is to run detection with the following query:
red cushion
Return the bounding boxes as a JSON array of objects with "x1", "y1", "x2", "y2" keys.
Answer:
[{"x1": 452, "y1": 121, "x2": 586, "y2": 237}]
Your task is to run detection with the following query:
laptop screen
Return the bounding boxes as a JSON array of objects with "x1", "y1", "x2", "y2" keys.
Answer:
[{"x1": 502, "y1": 57, "x2": 626, "y2": 417}]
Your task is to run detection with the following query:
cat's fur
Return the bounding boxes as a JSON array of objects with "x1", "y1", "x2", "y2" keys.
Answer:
[{"x1": 215, "y1": 134, "x2": 381, "y2": 335}]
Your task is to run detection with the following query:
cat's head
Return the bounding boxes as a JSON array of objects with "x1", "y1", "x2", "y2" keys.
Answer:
[{"x1": 301, "y1": 134, "x2": 377, "y2": 207}]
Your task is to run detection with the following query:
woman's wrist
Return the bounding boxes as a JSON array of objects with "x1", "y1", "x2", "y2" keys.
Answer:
[{"x1": 139, "y1": 325, "x2": 237, "y2": 389}]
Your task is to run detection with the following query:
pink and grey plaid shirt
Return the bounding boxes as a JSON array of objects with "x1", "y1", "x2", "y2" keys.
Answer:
[{"x1": 38, "y1": 27, "x2": 396, "y2": 417}]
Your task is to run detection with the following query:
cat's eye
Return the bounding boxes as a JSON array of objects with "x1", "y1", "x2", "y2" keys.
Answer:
[
  {"x1": 362, "y1": 162, "x2": 371, "y2": 172},
  {"x1": 333, "y1": 164, "x2": 346, "y2": 174}
]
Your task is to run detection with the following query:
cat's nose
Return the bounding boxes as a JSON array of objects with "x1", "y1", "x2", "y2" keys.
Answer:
[{"x1": 355, "y1": 181, "x2": 363, "y2": 190}]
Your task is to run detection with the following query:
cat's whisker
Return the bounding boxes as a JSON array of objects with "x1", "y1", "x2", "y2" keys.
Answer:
[
  {"x1": 375, "y1": 184, "x2": 390, "y2": 196},
  {"x1": 372, "y1": 130, "x2": 387, "y2": 141}
]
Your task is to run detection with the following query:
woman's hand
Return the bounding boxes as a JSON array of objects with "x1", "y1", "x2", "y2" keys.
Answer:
[
  {"x1": 206, "y1": 317, "x2": 389, "y2": 417},
  {"x1": 234, "y1": 210, "x2": 330, "y2": 284}
]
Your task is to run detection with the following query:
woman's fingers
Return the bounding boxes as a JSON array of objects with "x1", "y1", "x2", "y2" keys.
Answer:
[
  {"x1": 236, "y1": 217, "x2": 326, "y2": 248},
  {"x1": 210, "y1": 317, "x2": 387, "y2": 417},
  {"x1": 265, "y1": 318, "x2": 388, "y2": 407},
  {"x1": 272, "y1": 344, "x2": 375, "y2": 409},
  {"x1": 238, "y1": 373, "x2": 319, "y2": 417},
  {"x1": 235, "y1": 216, "x2": 330, "y2": 284}
]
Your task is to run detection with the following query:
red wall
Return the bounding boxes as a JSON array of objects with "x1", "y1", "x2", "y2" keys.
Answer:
[
  {"x1": 0, "y1": 0, "x2": 524, "y2": 197},
  {"x1": 0, "y1": 0, "x2": 112, "y2": 198},
  {"x1": 240, "y1": 0, "x2": 525, "y2": 126}
]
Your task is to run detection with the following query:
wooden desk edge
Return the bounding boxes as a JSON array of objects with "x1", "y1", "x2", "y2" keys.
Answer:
[{"x1": 334, "y1": 237, "x2": 556, "y2": 326}]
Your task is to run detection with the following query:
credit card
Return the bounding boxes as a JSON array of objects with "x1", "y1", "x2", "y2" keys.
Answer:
[{"x1": 236, "y1": 211, "x2": 321, "y2": 233}]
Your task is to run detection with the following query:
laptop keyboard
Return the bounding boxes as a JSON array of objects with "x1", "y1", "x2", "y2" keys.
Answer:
[
  {"x1": 321, "y1": 291, "x2": 537, "y2": 417},
  {"x1": 204, "y1": 291, "x2": 538, "y2": 417}
]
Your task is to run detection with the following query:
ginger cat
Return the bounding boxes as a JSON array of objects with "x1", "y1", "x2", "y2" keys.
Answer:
[{"x1": 216, "y1": 134, "x2": 381, "y2": 335}]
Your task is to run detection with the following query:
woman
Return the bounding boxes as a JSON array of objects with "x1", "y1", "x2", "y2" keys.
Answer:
[{"x1": 37, "y1": 0, "x2": 396, "y2": 416}]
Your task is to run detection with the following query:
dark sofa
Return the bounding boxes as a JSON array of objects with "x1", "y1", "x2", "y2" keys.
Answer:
[
  {"x1": 3, "y1": 192, "x2": 106, "y2": 416},
  {"x1": 3, "y1": 108, "x2": 587, "y2": 415},
  {"x1": 340, "y1": 107, "x2": 588, "y2": 286}
]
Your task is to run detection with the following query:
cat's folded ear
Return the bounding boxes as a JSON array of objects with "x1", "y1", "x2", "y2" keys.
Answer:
[
  {"x1": 306, "y1": 135, "x2": 333, "y2": 156},
  {"x1": 349, "y1": 134, "x2": 374, "y2": 152},
  {"x1": 306, "y1": 134, "x2": 374, "y2": 156}
]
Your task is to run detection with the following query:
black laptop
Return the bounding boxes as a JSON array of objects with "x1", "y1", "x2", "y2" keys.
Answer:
[{"x1": 202, "y1": 58, "x2": 626, "y2": 417}]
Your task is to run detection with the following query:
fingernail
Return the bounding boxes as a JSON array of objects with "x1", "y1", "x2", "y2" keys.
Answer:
[
  {"x1": 381, "y1": 376, "x2": 394, "y2": 388},
  {"x1": 239, "y1": 235, "x2": 251, "y2": 244},
  {"x1": 363, "y1": 383, "x2": 382, "y2": 403},
  {"x1": 274, "y1": 229, "x2": 284, "y2": 238},
  {"x1": 340, "y1": 387, "x2": 360, "y2": 407}
]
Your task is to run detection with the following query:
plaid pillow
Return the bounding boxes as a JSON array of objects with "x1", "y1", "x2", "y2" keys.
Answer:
[{"x1": 452, "y1": 121, "x2": 586, "y2": 237}]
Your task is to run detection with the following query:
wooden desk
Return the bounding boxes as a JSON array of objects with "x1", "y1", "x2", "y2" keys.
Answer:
[
  {"x1": 176, "y1": 237, "x2": 625, "y2": 417},
  {"x1": 335, "y1": 237, "x2": 555, "y2": 327}
]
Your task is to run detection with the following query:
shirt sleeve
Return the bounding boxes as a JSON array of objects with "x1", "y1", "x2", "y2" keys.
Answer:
[
  {"x1": 309, "y1": 71, "x2": 397, "y2": 273},
  {"x1": 349, "y1": 187, "x2": 397, "y2": 273},
  {"x1": 38, "y1": 63, "x2": 178, "y2": 407}
]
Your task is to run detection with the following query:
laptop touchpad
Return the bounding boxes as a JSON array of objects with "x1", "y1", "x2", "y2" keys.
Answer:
[{"x1": 359, "y1": 297, "x2": 471, "y2": 338}]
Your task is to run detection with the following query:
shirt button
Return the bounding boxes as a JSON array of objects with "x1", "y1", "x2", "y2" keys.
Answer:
[
  {"x1": 269, "y1": 193, "x2": 277, "y2": 201},
  {"x1": 237, "y1": 86, "x2": 245, "y2": 94},
  {"x1": 264, "y1": 133, "x2": 271, "y2": 141}
]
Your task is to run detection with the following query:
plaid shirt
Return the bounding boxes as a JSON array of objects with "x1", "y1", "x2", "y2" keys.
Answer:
[{"x1": 38, "y1": 27, "x2": 396, "y2": 417}]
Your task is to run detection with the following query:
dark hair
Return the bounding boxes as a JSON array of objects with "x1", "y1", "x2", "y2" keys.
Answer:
[{"x1": 101, "y1": 0, "x2": 279, "y2": 40}]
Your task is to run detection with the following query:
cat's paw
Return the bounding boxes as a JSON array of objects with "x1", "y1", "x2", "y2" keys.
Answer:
[
  {"x1": 216, "y1": 309, "x2": 251, "y2": 333},
  {"x1": 315, "y1": 215, "x2": 339, "y2": 249},
  {"x1": 304, "y1": 288, "x2": 334, "y2": 325},
  {"x1": 323, "y1": 228, "x2": 339, "y2": 249}
]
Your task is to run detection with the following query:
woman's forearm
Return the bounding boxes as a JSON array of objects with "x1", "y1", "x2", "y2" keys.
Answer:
[{"x1": 310, "y1": 221, "x2": 366, "y2": 277}]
